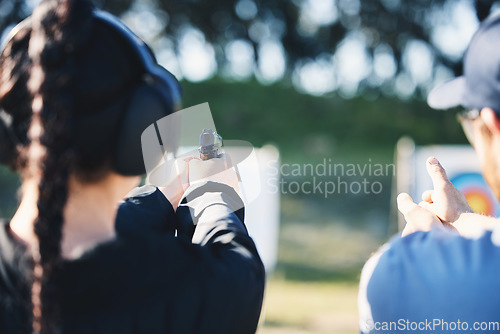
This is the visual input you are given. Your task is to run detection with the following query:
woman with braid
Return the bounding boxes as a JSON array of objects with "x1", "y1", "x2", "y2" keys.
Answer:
[{"x1": 0, "y1": 0, "x2": 265, "y2": 333}]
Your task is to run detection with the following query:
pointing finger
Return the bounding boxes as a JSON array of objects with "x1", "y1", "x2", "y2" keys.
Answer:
[{"x1": 426, "y1": 156, "x2": 452, "y2": 190}]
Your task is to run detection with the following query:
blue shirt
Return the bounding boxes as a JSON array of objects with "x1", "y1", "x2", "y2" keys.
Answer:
[{"x1": 359, "y1": 228, "x2": 500, "y2": 333}]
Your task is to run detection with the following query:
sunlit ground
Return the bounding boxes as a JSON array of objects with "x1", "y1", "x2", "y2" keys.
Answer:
[
  {"x1": 261, "y1": 280, "x2": 359, "y2": 334},
  {"x1": 259, "y1": 195, "x2": 388, "y2": 334}
]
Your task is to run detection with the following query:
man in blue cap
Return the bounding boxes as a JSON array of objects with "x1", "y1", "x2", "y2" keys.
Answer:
[{"x1": 359, "y1": 12, "x2": 500, "y2": 334}]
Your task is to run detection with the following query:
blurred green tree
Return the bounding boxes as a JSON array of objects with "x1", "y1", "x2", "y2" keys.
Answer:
[{"x1": 1, "y1": 0, "x2": 498, "y2": 96}]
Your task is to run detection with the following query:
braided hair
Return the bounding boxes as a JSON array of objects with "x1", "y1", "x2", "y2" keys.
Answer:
[
  {"x1": 0, "y1": 0, "x2": 145, "y2": 332},
  {"x1": 27, "y1": 1, "x2": 94, "y2": 332}
]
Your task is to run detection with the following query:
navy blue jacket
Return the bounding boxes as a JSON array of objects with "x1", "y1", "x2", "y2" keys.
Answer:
[{"x1": 0, "y1": 182, "x2": 265, "y2": 333}]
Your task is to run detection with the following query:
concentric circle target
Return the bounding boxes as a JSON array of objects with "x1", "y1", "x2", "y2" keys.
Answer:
[{"x1": 451, "y1": 172, "x2": 500, "y2": 217}]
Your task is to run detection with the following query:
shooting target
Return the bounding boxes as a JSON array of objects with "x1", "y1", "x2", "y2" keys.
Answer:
[{"x1": 450, "y1": 172, "x2": 500, "y2": 217}]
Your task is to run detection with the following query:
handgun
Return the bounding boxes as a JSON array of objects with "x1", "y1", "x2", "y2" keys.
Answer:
[
  {"x1": 198, "y1": 128, "x2": 247, "y2": 200},
  {"x1": 199, "y1": 129, "x2": 222, "y2": 160}
]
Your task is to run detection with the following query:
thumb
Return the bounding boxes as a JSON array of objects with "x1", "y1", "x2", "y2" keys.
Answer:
[
  {"x1": 426, "y1": 156, "x2": 451, "y2": 189},
  {"x1": 397, "y1": 193, "x2": 417, "y2": 216}
]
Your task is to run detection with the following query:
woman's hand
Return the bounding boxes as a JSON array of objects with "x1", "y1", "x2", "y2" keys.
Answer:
[
  {"x1": 188, "y1": 154, "x2": 240, "y2": 192},
  {"x1": 158, "y1": 157, "x2": 191, "y2": 210},
  {"x1": 159, "y1": 154, "x2": 240, "y2": 209}
]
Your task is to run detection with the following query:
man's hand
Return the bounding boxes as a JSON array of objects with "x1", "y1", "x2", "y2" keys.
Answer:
[
  {"x1": 419, "y1": 157, "x2": 472, "y2": 224},
  {"x1": 398, "y1": 193, "x2": 444, "y2": 236}
]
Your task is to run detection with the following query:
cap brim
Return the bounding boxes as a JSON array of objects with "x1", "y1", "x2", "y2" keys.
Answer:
[{"x1": 427, "y1": 77, "x2": 466, "y2": 110}]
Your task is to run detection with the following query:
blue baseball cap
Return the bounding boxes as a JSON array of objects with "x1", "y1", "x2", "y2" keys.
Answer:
[{"x1": 427, "y1": 12, "x2": 500, "y2": 113}]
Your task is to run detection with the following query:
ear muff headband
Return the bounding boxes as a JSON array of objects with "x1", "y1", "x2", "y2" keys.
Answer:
[
  {"x1": 92, "y1": 10, "x2": 182, "y2": 175},
  {"x1": 93, "y1": 10, "x2": 182, "y2": 110}
]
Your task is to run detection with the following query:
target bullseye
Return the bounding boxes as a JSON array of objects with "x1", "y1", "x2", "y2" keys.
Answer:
[{"x1": 451, "y1": 172, "x2": 500, "y2": 217}]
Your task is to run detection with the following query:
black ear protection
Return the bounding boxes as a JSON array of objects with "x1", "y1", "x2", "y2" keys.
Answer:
[
  {"x1": 0, "y1": 9, "x2": 182, "y2": 175},
  {"x1": 92, "y1": 10, "x2": 182, "y2": 176}
]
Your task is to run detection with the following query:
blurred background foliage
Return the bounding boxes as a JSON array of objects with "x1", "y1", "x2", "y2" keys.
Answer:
[
  {"x1": 181, "y1": 79, "x2": 466, "y2": 161},
  {"x1": 1, "y1": 0, "x2": 499, "y2": 97},
  {"x1": 1, "y1": 0, "x2": 498, "y2": 333}
]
